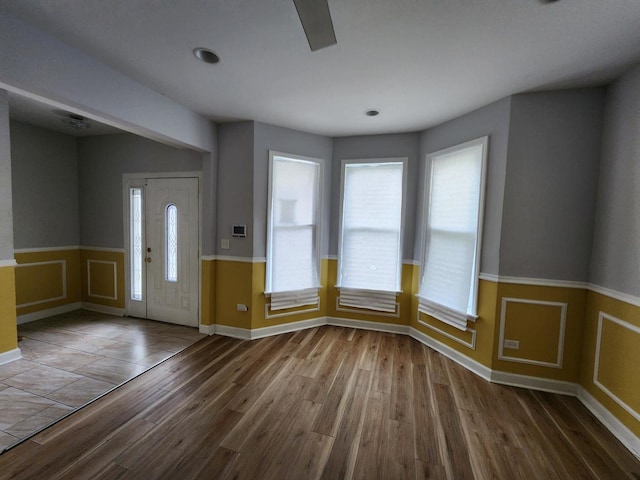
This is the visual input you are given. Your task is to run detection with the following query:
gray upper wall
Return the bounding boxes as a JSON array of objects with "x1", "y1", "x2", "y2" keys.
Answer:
[
  {"x1": 500, "y1": 89, "x2": 605, "y2": 281},
  {"x1": 10, "y1": 121, "x2": 80, "y2": 250},
  {"x1": 216, "y1": 122, "x2": 255, "y2": 258},
  {"x1": 0, "y1": 91, "x2": 13, "y2": 260},
  {"x1": 253, "y1": 121, "x2": 333, "y2": 258},
  {"x1": 78, "y1": 133, "x2": 203, "y2": 249},
  {"x1": 419, "y1": 98, "x2": 512, "y2": 274},
  {"x1": 589, "y1": 65, "x2": 640, "y2": 296},
  {"x1": 331, "y1": 133, "x2": 421, "y2": 260}
]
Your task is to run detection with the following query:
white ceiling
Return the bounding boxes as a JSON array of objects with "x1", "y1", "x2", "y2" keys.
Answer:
[{"x1": 2, "y1": 0, "x2": 640, "y2": 137}]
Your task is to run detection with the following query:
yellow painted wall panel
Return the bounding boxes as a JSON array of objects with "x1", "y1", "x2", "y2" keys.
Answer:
[
  {"x1": 411, "y1": 278, "x2": 497, "y2": 368},
  {"x1": 0, "y1": 266, "x2": 18, "y2": 353},
  {"x1": 88, "y1": 261, "x2": 116, "y2": 298},
  {"x1": 200, "y1": 259, "x2": 215, "y2": 326},
  {"x1": 502, "y1": 301, "x2": 564, "y2": 365},
  {"x1": 251, "y1": 260, "x2": 328, "y2": 329},
  {"x1": 596, "y1": 319, "x2": 640, "y2": 413},
  {"x1": 581, "y1": 291, "x2": 640, "y2": 437},
  {"x1": 492, "y1": 283, "x2": 586, "y2": 382},
  {"x1": 214, "y1": 260, "x2": 253, "y2": 329},
  {"x1": 15, "y1": 262, "x2": 64, "y2": 305},
  {"x1": 324, "y1": 259, "x2": 412, "y2": 326},
  {"x1": 80, "y1": 249, "x2": 125, "y2": 309},
  {"x1": 14, "y1": 249, "x2": 82, "y2": 316}
]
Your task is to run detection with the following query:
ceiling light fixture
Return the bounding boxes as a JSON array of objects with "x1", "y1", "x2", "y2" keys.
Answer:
[
  {"x1": 365, "y1": 109, "x2": 380, "y2": 117},
  {"x1": 61, "y1": 113, "x2": 91, "y2": 130},
  {"x1": 193, "y1": 47, "x2": 220, "y2": 64}
]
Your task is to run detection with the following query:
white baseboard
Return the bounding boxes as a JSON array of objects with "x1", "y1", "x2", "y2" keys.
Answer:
[
  {"x1": 0, "y1": 347, "x2": 22, "y2": 366},
  {"x1": 409, "y1": 326, "x2": 492, "y2": 382},
  {"x1": 81, "y1": 302, "x2": 125, "y2": 316},
  {"x1": 328, "y1": 317, "x2": 409, "y2": 335},
  {"x1": 215, "y1": 317, "x2": 327, "y2": 340},
  {"x1": 577, "y1": 387, "x2": 640, "y2": 460},
  {"x1": 199, "y1": 324, "x2": 216, "y2": 335},
  {"x1": 489, "y1": 370, "x2": 578, "y2": 396},
  {"x1": 250, "y1": 317, "x2": 327, "y2": 340},
  {"x1": 17, "y1": 302, "x2": 83, "y2": 325},
  {"x1": 214, "y1": 324, "x2": 252, "y2": 340}
]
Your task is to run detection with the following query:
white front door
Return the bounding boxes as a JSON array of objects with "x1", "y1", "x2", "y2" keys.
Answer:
[{"x1": 126, "y1": 177, "x2": 199, "y2": 327}]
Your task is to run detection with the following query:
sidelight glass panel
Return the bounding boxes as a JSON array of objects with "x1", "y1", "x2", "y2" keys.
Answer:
[{"x1": 130, "y1": 188, "x2": 143, "y2": 301}]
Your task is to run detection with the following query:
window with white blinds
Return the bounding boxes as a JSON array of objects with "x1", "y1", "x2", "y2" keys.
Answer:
[
  {"x1": 418, "y1": 137, "x2": 487, "y2": 330},
  {"x1": 337, "y1": 159, "x2": 406, "y2": 312},
  {"x1": 266, "y1": 152, "x2": 322, "y2": 310}
]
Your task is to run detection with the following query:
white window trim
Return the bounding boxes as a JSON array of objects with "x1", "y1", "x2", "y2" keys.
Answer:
[
  {"x1": 265, "y1": 150, "x2": 324, "y2": 302},
  {"x1": 336, "y1": 157, "x2": 408, "y2": 310},
  {"x1": 417, "y1": 136, "x2": 488, "y2": 329}
]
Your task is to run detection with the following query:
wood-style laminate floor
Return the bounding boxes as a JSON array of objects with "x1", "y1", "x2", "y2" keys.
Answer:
[{"x1": 0, "y1": 326, "x2": 638, "y2": 479}]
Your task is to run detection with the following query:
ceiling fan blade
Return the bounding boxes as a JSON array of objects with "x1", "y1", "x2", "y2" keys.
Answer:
[{"x1": 293, "y1": 0, "x2": 337, "y2": 51}]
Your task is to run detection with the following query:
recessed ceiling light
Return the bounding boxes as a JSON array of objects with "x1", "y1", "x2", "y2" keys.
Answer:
[
  {"x1": 193, "y1": 48, "x2": 220, "y2": 64},
  {"x1": 365, "y1": 110, "x2": 379, "y2": 117}
]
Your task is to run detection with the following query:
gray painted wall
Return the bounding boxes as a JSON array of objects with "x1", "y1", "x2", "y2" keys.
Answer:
[
  {"x1": 201, "y1": 125, "x2": 218, "y2": 256},
  {"x1": 78, "y1": 133, "x2": 203, "y2": 249},
  {"x1": 216, "y1": 122, "x2": 255, "y2": 258},
  {"x1": 331, "y1": 133, "x2": 421, "y2": 260},
  {"x1": 0, "y1": 90, "x2": 13, "y2": 260},
  {"x1": 589, "y1": 65, "x2": 640, "y2": 296},
  {"x1": 253, "y1": 121, "x2": 333, "y2": 258},
  {"x1": 10, "y1": 121, "x2": 80, "y2": 249},
  {"x1": 500, "y1": 89, "x2": 605, "y2": 281},
  {"x1": 419, "y1": 98, "x2": 512, "y2": 274}
]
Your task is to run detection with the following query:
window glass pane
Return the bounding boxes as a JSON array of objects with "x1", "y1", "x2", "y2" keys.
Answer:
[
  {"x1": 420, "y1": 140, "x2": 485, "y2": 315},
  {"x1": 267, "y1": 155, "x2": 320, "y2": 293},
  {"x1": 166, "y1": 204, "x2": 178, "y2": 282},
  {"x1": 339, "y1": 162, "x2": 404, "y2": 291},
  {"x1": 130, "y1": 188, "x2": 143, "y2": 301}
]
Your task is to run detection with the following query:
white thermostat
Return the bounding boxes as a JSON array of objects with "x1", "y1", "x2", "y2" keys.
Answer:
[{"x1": 232, "y1": 224, "x2": 247, "y2": 237}]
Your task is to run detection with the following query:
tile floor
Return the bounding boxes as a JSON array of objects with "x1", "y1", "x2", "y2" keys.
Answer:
[{"x1": 0, "y1": 310, "x2": 205, "y2": 451}]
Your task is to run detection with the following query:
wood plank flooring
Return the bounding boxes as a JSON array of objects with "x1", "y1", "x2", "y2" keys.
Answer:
[{"x1": 0, "y1": 326, "x2": 638, "y2": 479}]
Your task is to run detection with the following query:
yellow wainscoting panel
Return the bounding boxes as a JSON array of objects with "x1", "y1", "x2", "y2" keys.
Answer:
[
  {"x1": 81, "y1": 249, "x2": 125, "y2": 309},
  {"x1": 0, "y1": 265, "x2": 18, "y2": 353},
  {"x1": 251, "y1": 259, "x2": 328, "y2": 329},
  {"x1": 581, "y1": 291, "x2": 640, "y2": 437},
  {"x1": 87, "y1": 260, "x2": 117, "y2": 299},
  {"x1": 15, "y1": 261, "x2": 65, "y2": 306},
  {"x1": 499, "y1": 298, "x2": 566, "y2": 368},
  {"x1": 594, "y1": 312, "x2": 640, "y2": 423},
  {"x1": 325, "y1": 259, "x2": 413, "y2": 326},
  {"x1": 411, "y1": 278, "x2": 498, "y2": 369},
  {"x1": 215, "y1": 259, "x2": 253, "y2": 330},
  {"x1": 201, "y1": 259, "x2": 215, "y2": 326},
  {"x1": 493, "y1": 283, "x2": 586, "y2": 382},
  {"x1": 14, "y1": 249, "x2": 81, "y2": 315}
]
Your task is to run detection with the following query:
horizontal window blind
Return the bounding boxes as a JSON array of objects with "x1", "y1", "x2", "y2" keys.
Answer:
[
  {"x1": 266, "y1": 153, "x2": 321, "y2": 309},
  {"x1": 270, "y1": 288, "x2": 319, "y2": 311},
  {"x1": 419, "y1": 139, "x2": 486, "y2": 326},
  {"x1": 339, "y1": 288, "x2": 397, "y2": 313}
]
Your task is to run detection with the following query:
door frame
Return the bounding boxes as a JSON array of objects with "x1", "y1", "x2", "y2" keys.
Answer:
[{"x1": 122, "y1": 172, "x2": 203, "y2": 326}]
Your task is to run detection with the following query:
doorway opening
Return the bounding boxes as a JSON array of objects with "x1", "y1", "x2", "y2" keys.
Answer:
[{"x1": 124, "y1": 175, "x2": 200, "y2": 327}]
